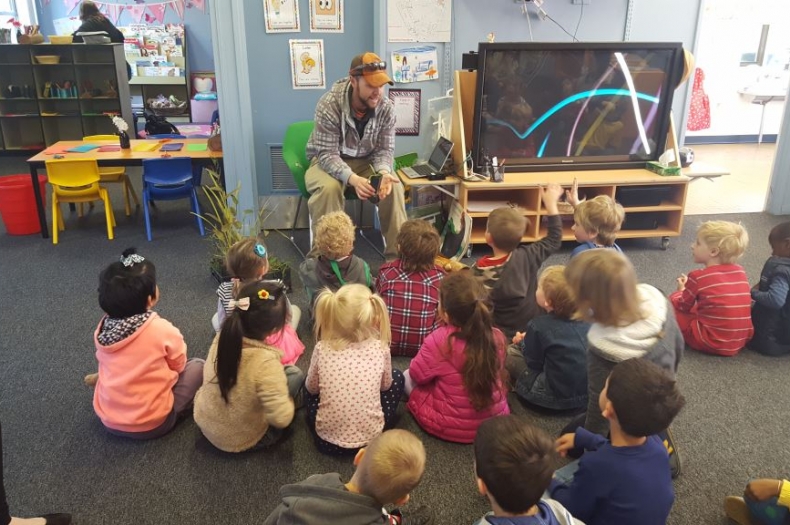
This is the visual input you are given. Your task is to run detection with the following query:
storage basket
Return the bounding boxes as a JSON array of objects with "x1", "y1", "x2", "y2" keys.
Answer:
[
  {"x1": 49, "y1": 35, "x2": 73, "y2": 45},
  {"x1": 34, "y1": 55, "x2": 61, "y2": 64}
]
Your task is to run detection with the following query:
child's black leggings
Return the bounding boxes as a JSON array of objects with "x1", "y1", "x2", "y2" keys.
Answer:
[{"x1": 305, "y1": 369, "x2": 404, "y2": 456}]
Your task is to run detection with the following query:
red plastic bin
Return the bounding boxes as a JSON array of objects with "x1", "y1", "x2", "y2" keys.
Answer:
[{"x1": 0, "y1": 174, "x2": 47, "y2": 235}]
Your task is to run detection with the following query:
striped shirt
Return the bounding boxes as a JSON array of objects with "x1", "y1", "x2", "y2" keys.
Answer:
[{"x1": 671, "y1": 264, "x2": 754, "y2": 355}]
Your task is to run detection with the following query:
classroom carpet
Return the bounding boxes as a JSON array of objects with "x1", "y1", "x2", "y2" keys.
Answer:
[{"x1": 1, "y1": 159, "x2": 789, "y2": 525}]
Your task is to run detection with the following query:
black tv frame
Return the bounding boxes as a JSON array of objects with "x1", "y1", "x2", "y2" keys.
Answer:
[{"x1": 471, "y1": 41, "x2": 685, "y2": 173}]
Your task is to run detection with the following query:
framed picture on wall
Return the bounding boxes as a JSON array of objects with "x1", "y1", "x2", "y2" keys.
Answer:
[
  {"x1": 388, "y1": 88, "x2": 421, "y2": 135},
  {"x1": 308, "y1": 0, "x2": 344, "y2": 33},
  {"x1": 289, "y1": 39, "x2": 326, "y2": 90},
  {"x1": 263, "y1": 0, "x2": 300, "y2": 33}
]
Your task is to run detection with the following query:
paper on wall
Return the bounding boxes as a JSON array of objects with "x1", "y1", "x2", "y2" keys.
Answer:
[
  {"x1": 387, "y1": 0, "x2": 451, "y2": 43},
  {"x1": 391, "y1": 47, "x2": 439, "y2": 83}
]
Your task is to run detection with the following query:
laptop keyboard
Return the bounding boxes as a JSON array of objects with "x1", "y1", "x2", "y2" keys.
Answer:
[{"x1": 410, "y1": 164, "x2": 434, "y2": 176}]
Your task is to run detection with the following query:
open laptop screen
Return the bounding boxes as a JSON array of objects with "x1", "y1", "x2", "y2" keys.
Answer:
[{"x1": 428, "y1": 137, "x2": 454, "y2": 170}]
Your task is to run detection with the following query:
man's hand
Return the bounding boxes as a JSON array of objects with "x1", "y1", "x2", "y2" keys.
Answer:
[
  {"x1": 512, "y1": 331, "x2": 525, "y2": 345},
  {"x1": 676, "y1": 273, "x2": 688, "y2": 292},
  {"x1": 349, "y1": 173, "x2": 376, "y2": 200},
  {"x1": 377, "y1": 171, "x2": 400, "y2": 200},
  {"x1": 541, "y1": 183, "x2": 563, "y2": 215},
  {"x1": 745, "y1": 479, "x2": 783, "y2": 502},
  {"x1": 556, "y1": 433, "x2": 576, "y2": 457},
  {"x1": 565, "y1": 178, "x2": 583, "y2": 208}
]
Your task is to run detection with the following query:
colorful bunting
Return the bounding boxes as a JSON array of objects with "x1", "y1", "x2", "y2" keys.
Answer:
[
  {"x1": 58, "y1": 0, "x2": 202, "y2": 22},
  {"x1": 170, "y1": 0, "x2": 185, "y2": 20},
  {"x1": 190, "y1": 0, "x2": 205, "y2": 12},
  {"x1": 148, "y1": 4, "x2": 166, "y2": 23},
  {"x1": 64, "y1": 0, "x2": 81, "y2": 15},
  {"x1": 127, "y1": 4, "x2": 147, "y2": 23}
]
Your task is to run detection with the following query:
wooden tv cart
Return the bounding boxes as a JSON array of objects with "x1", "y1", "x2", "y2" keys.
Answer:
[{"x1": 449, "y1": 70, "x2": 689, "y2": 250}]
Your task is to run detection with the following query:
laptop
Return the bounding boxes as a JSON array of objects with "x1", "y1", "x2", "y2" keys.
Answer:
[{"x1": 401, "y1": 137, "x2": 454, "y2": 179}]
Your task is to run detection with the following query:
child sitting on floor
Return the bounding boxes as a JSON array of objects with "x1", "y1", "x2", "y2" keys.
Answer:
[
  {"x1": 91, "y1": 248, "x2": 205, "y2": 440},
  {"x1": 194, "y1": 281, "x2": 303, "y2": 453},
  {"x1": 376, "y1": 219, "x2": 445, "y2": 357},
  {"x1": 506, "y1": 265, "x2": 590, "y2": 411},
  {"x1": 473, "y1": 415, "x2": 582, "y2": 525},
  {"x1": 725, "y1": 478, "x2": 790, "y2": 525},
  {"x1": 472, "y1": 183, "x2": 563, "y2": 340},
  {"x1": 263, "y1": 429, "x2": 429, "y2": 525},
  {"x1": 750, "y1": 221, "x2": 790, "y2": 356},
  {"x1": 299, "y1": 211, "x2": 373, "y2": 310},
  {"x1": 565, "y1": 179, "x2": 625, "y2": 257},
  {"x1": 305, "y1": 284, "x2": 404, "y2": 455},
  {"x1": 213, "y1": 238, "x2": 304, "y2": 366},
  {"x1": 671, "y1": 220, "x2": 753, "y2": 357},
  {"x1": 549, "y1": 359, "x2": 686, "y2": 525},
  {"x1": 405, "y1": 271, "x2": 510, "y2": 444}
]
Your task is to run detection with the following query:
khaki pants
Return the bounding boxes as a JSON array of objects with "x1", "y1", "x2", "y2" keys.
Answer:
[{"x1": 305, "y1": 157, "x2": 406, "y2": 259}]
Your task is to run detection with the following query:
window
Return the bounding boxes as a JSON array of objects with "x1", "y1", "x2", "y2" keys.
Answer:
[{"x1": 0, "y1": 0, "x2": 16, "y2": 16}]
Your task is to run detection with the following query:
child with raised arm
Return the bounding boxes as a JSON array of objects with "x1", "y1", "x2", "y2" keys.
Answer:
[
  {"x1": 549, "y1": 359, "x2": 686, "y2": 525},
  {"x1": 264, "y1": 429, "x2": 430, "y2": 525},
  {"x1": 473, "y1": 415, "x2": 583, "y2": 525},
  {"x1": 671, "y1": 220, "x2": 753, "y2": 356},
  {"x1": 376, "y1": 219, "x2": 445, "y2": 357},
  {"x1": 405, "y1": 271, "x2": 510, "y2": 444},
  {"x1": 194, "y1": 281, "x2": 303, "y2": 453},
  {"x1": 750, "y1": 221, "x2": 790, "y2": 356},
  {"x1": 565, "y1": 178, "x2": 625, "y2": 257},
  {"x1": 213, "y1": 238, "x2": 304, "y2": 366},
  {"x1": 305, "y1": 284, "x2": 404, "y2": 455},
  {"x1": 299, "y1": 211, "x2": 374, "y2": 309},
  {"x1": 506, "y1": 265, "x2": 590, "y2": 411},
  {"x1": 472, "y1": 183, "x2": 564, "y2": 340},
  {"x1": 92, "y1": 248, "x2": 205, "y2": 440}
]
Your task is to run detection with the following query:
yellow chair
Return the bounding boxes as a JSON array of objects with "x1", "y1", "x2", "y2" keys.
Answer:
[
  {"x1": 45, "y1": 158, "x2": 116, "y2": 245},
  {"x1": 83, "y1": 135, "x2": 140, "y2": 216}
]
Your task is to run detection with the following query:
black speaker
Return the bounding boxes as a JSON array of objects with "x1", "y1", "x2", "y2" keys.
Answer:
[{"x1": 462, "y1": 51, "x2": 478, "y2": 71}]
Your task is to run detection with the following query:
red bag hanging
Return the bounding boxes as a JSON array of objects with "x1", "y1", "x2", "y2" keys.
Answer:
[{"x1": 687, "y1": 68, "x2": 711, "y2": 131}]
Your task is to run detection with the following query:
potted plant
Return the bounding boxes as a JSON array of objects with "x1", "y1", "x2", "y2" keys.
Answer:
[{"x1": 199, "y1": 166, "x2": 292, "y2": 290}]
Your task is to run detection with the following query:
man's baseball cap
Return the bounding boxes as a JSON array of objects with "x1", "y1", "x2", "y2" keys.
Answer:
[{"x1": 349, "y1": 52, "x2": 393, "y2": 87}]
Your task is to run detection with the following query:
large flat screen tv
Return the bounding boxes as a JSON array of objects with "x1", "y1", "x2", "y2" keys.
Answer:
[{"x1": 472, "y1": 42, "x2": 685, "y2": 172}]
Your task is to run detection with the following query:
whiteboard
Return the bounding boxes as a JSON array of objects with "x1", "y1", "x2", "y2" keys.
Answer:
[
  {"x1": 387, "y1": 0, "x2": 451, "y2": 43},
  {"x1": 53, "y1": 16, "x2": 81, "y2": 36}
]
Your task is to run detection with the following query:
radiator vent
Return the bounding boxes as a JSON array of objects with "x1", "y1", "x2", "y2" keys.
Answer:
[{"x1": 268, "y1": 144, "x2": 296, "y2": 192}]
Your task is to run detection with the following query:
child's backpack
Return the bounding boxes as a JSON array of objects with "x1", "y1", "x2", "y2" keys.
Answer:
[
  {"x1": 144, "y1": 110, "x2": 180, "y2": 136},
  {"x1": 439, "y1": 198, "x2": 472, "y2": 261}
]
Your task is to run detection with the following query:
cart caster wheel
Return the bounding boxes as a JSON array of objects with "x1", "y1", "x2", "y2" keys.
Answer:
[{"x1": 661, "y1": 236, "x2": 670, "y2": 250}]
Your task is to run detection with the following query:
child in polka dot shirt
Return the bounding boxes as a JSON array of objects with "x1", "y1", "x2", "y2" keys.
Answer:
[{"x1": 304, "y1": 284, "x2": 405, "y2": 455}]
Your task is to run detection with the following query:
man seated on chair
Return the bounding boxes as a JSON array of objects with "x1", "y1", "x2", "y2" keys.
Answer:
[{"x1": 305, "y1": 52, "x2": 407, "y2": 260}]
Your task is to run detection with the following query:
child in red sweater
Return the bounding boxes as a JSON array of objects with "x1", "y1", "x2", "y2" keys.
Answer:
[{"x1": 670, "y1": 221, "x2": 754, "y2": 356}]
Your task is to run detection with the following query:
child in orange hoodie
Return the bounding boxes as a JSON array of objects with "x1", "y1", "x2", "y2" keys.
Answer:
[{"x1": 91, "y1": 248, "x2": 205, "y2": 439}]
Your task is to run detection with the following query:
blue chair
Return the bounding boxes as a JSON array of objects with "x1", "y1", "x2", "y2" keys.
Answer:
[
  {"x1": 141, "y1": 157, "x2": 205, "y2": 241},
  {"x1": 147, "y1": 134, "x2": 187, "y2": 139}
]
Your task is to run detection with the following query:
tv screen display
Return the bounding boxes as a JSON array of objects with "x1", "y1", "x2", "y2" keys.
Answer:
[{"x1": 473, "y1": 42, "x2": 685, "y2": 172}]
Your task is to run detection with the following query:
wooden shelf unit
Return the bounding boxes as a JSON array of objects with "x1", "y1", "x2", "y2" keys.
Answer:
[
  {"x1": 449, "y1": 70, "x2": 689, "y2": 248},
  {"x1": 0, "y1": 44, "x2": 132, "y2": 151}
]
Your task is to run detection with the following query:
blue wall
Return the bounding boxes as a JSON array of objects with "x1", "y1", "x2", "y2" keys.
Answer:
[
  {"x1": 244, "y1": 0, "x2": 373, "y2": 194},
  {"x1": 36, "y1": 0, "x2": 215, "y2": 73}
]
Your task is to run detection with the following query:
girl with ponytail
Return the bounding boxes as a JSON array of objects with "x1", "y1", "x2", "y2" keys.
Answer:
[
  {"x1": 194, "y1": 281, "x2": 304, "y2": 452},
  {"x1": 406, "y1": 271, "x2": 510, "y2": 444},
  {"x1": 305, "y1": 284, "x2": 405, "y2": 455}
]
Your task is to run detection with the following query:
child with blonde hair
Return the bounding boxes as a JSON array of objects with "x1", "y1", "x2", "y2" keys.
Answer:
[
  {"x1": 671, "y1": 220, "x2": 753, "y2": 356},
  {"x1": 264, "y1": 429, "x2": 430, "y2": 524},
  {"x1": 565, "y1": 250, "x2": 683, "y2": 438},
  {"x1": 566, "y1": 179, "x2": 625, "y2": 257},
  {"x1": 305, "y1": 284, "x2": 404, "y2": 455},
  {"x1": 376, "y1": 219, "x2": 445, "y2": 357},
  {"x1": 92, "y1": 248, "x2": 205, "y2": 440},
  {"x1": 299, "y1": 211, "x2": 373, "y2": 307},
  {"x1": 472, "y1": 184, "x2": 563, "y2": 340},
  {"x1": 506, "y1": 265, "x2": 591, "y2": 411},
  {"x1": 213, "y1": 237, "x2": 304, "y2": 366},
  {"x1": 195, "y1": 281, "x2": 303, "y2": 452},
  {"x1": 751, "y1": 221, "x2": 790, "y2": 356},
  {"x1": 405, "y1": 271, "x2": 510, "y2": 444}
]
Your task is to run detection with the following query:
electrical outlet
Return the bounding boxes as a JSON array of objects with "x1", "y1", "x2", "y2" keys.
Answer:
[{"x1": 572, "y1": 0, "x2": 590, "y2": 4}]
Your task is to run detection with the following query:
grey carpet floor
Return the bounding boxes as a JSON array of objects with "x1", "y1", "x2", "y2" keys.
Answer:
[{"x1": 1, "y1": 158, "x2": 789, "y2": 524}]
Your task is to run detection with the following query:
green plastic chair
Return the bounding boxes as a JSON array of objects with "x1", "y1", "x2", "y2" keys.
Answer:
[{"x1": 283, "y1": 121, "x2": 315, "y2": 258}]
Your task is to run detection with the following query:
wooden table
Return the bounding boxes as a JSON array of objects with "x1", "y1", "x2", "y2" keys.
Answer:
[{"x1": 27, "y1": 139, "x2": 223, "y2": 239}]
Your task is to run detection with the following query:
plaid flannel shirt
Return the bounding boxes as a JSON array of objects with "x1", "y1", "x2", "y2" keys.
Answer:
[
  {"x1": 306, "y1": 78, "x2": 395, "y2": 186},
  {"x1": 376, "y1": 259, "x2": 445, "y2": 357}
]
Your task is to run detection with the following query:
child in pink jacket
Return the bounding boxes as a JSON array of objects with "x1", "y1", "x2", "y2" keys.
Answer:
[
  {"x1": 405, "y1": 271, "x2": 510, "y2": 444},
  {"x1": 92, "y1": 248, "x2": 204, "y2": 439}
]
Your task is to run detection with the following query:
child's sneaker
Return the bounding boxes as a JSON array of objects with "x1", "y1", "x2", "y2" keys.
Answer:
[
  {"x1": 387, "y1": 504, "x2": 435, "y2": 525},
  {"x1": 84, "y1": 373, "x2": 98, "y2": 387},
  {"x1": 659, "y1": 426, "x2": 681, "y2": 479},
  {"x1": 724, "y1": 496, "x2": 755, "y2": 525}
]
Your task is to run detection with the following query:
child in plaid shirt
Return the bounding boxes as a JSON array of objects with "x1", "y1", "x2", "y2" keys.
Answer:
[{"x1": 376, "y1": 220, "x2": 445, "y2": 357}]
